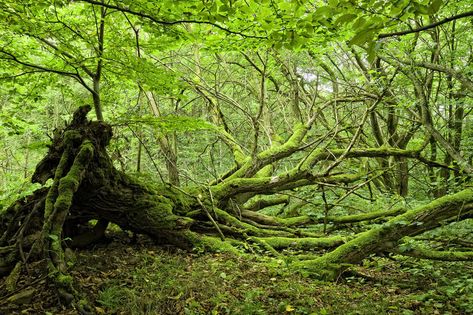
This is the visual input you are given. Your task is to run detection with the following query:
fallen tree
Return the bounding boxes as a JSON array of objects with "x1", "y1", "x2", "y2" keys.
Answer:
[{"x1": 1, "y1": 106, "x2": 472, "y2": 312}]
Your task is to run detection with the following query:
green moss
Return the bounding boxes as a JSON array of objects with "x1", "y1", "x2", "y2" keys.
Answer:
[
  {"x1": 62, "y1": 130, "x2": 81, "y2": 145},
  {"x1": 5, "y1": 262, "x2": 21, "y2": 292},
  {"x1": 258, "y1": 123, "x2": 307, "y2": 160},
  {"x1": 218, "y1": 129, "x2": 247, "y2": 165},
  {"x1": 44, "y1": 149, "x2": 71, "y2": 219},
  {"x1": 298, "y1": 148, "x2": 323, "y2": 169},
  {"x1": 321, "y1": 173, "x2": 365, "y2": 184},
  {"x1": 277, "y1": 215, "x2": 312, "y2": 226},
  {"x1": 234, "y1": 151, "x2": 246, "y2": 165},
  {"x1": 292, "y1": 189, "x2": 473, "y2": 278},
  {"x1": 244, "y1": 195, "x2": 289, "y2": 211},
  {"x1": 56, "y1": 273, "x2": 73, "y2": 286},
  {"x1": 57, "y1": 177, "x2": 79, "y2": 195},
  {"x1": 223, "y1": 123, "x2": 309, "y2": 181},
  {"x1": 327, "y1": 206, "x2": 406, "y2": 224},
  {"x1": 254, "y1": 164, "x2": 273, "y2": 178},
  {"x1": 211, "y1": 177, "x2": 278, "y2": 199},
  {"x1": 40, "y1": 140, "x2": 96, "y2": 290},
  {"x1": 179, "y1": 231, "x2": 241, "y2": 255},
  {"x1": 293, "y1": 260, "x2": 348, "y2": 280},
  {"x1": 126, "y1": 174, "x2": 194, "y2": 215},
  {"x1": 258, "y1": 235, "x2": 345, "y2": 250},
  {"x1": 398, "y1": 245, "x2": 473, "y2": 261},
  {"x1": 200, "y1": 235, "x2": 241, "y2": 255},
  {"x1": 213, "y1": 208, "x2": 291, "y2": 237}
]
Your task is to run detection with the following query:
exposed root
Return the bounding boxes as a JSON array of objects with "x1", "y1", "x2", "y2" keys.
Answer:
[{"x1": 40, "y1": 140, "x2": 94, "y2": 308}]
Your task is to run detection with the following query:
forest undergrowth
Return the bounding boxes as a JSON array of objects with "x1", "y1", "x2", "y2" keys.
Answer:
[{"x1": 1, "y1": 228, "x2": 471, "y2": 315}]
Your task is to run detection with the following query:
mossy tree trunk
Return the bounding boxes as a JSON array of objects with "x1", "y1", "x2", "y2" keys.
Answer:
[{"x1": 1, "y1": 106, "x2": 472, "y2": 311}]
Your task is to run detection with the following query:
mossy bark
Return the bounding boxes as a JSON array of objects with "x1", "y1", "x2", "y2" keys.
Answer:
[
  {"x1": 392, "y1": 245, "x2": 473, "y2": 261},
  {"x1": 295, "y1": 189, "x2": 473, "y2": 279},
  {"x1": 41, "y1": 140, "x2": 94, "y2": 306}
]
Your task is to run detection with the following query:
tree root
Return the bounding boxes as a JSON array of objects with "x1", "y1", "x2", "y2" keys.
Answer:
[{"x1": 39, "y1": 140, "x2": 94, "y2": 308}]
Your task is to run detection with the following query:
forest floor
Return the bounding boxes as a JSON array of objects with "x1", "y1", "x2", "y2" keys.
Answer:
[{"x1": 1, "y1": 229, "x2": 472, "y2": 315}]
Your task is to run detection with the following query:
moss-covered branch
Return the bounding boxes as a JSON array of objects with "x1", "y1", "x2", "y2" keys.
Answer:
[
  {"x1": 217, "y1": 128, "x2": 247, "y2": 165},
  {"x1": 392, "y1": 246, "x2": 473, "y2": 261},
  {"x1": 322, "y1": 206, "x2": 406, "y2": 224},
  {"x1": 213, "y1": 146, "x2": 449, "y2": 202},
  {"x1": 240, "y1": 205, "x2": 405, "y2": 229},
  {"x1": 294, "y1": 189, "x2": 473, "y2": 279},
  {"x1": 257, "y1": 235, "x2": 345, "y2": 250},
  {"x1": 226, "y1": 122, "x2": 310, "y2": 180},
  {"x1": 41, "y1": 140, "x2": 94, "y2": 306},
  {"x1": 243, "y1": 195, "x2": 289, "y2": 211},
  {"x1": 212, "y1": 169, "x2": 364, "y2": 201},
  {"x1": 301, "y1": 146, "x2": 450, "y2": 171}
]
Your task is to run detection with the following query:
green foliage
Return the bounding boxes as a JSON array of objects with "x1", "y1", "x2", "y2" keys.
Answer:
[
  {"x1": 0, "y1": 180, "x2": 41, "y2": 213},
  {"x1": 400, "y1": 258, "x2": 473, "y2": 314},
  {"x1": 120, "y1": 115, "x2": 217, "y2": 134},
  {"x1": 0, "y1": 112, "x2": 30, "y2": 136}
]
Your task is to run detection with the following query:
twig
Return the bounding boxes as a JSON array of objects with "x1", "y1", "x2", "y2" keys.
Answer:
[{"x1": 197, "y1": 197, "x2": 225, "y2": 241}]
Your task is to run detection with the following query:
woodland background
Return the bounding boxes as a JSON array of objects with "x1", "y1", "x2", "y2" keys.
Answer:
[{"x1": 0, "y1": 0, "x2": 472, "y2": 314}]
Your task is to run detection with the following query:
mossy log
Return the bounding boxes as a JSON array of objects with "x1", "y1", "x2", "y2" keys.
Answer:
[
  {"x1": 1, "y1": 105, "x2": 472, "y2": 311},
  {"x1": 392, "y1": 245, "x2": 473, "y2": 261},
  {"x1": 295, "y1": 189, "x2": 473, "y2": 279}
]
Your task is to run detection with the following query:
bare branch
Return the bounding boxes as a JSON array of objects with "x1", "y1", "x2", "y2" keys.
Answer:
[
  {"x1": 77, "y1": 0, "x2": 266, "y2": 39},
  {"x1": 0, "y1": 48, "x2": 93, "y2": 93},
  {"x1": 378, "y1": 10, "x2": 473, "y2": 39}
]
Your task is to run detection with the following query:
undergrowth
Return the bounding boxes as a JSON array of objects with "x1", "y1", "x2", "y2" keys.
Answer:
[{"x1": 90, "y1": 237, "x2": 472, "y2": 315}]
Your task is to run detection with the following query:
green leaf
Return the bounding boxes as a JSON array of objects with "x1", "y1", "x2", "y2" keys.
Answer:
[
  {"x1": 315, "y1": 6, "x2": 333, "y2": 19},
  {"x1": 412, "y1": 3, "x2": 430, "y2": 15},
  {"x1": 349, "y1": 29, "x2": 375, "y2": 46},
  {"x1": 335, "y1": 14, "x2": 357, "y2": 25},
  {"x1": 429, "y1": 0, "x2": 443, "y2": 13}
]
